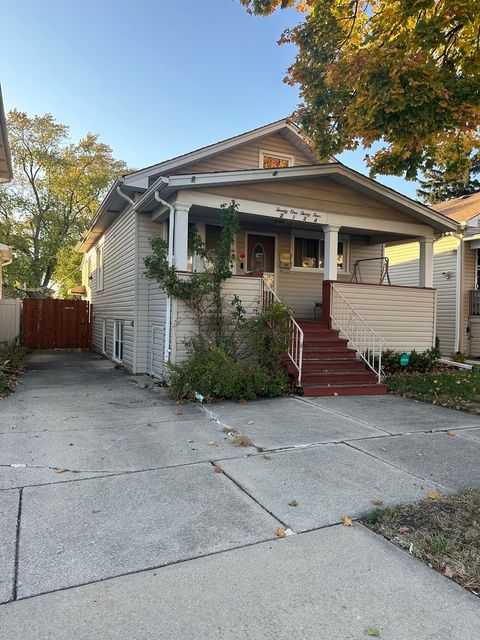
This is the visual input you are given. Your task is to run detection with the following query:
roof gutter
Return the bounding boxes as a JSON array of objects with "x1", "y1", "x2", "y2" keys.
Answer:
[{"x1": 116, "y1": 184, "x2": 135, "y2": 206}]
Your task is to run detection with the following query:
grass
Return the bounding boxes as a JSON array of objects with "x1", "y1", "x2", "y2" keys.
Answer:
[
  {"x1": 363, "y1": 488, "x2": 480, "y2": 596},
  {"x1": 387, "y1": 368, "x2": 480, "y2": 413},
  {"x1": 0, "y1": 341, "x2": 30, "y2": 397}
]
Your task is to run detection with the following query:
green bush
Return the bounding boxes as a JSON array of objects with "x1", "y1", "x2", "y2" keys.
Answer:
[
  {"x1": 0, "y1": 341, "x2": 30, "y2": 396},
  {"x1": 379, "y1": 343, "x2": 440, "y2": 375},
  {"x1": 168, "y1": 346, "x2": 289, "y2": 402}
]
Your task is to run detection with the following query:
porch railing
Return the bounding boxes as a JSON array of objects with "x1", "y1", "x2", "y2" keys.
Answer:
[
  {"x1": 469, "y1": 290, "x2": 480, "y2": 316},
  {"x1": 261, "y1": 277, "x2": 304, "y2": 388},
  {"x1": 329, "y1": 283, "x2": 385, "y2": 383}
]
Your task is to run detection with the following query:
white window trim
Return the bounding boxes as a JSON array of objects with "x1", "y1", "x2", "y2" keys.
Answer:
[
  {"x1": 259, "y1": 148, "x2": 295, "y2": 169},
  {"x1": 112, "y1": 320, "x2": 124, "y2": 363},
  {"x1": 290, "y1": 231, "x2": 350, "y2": 274},
  {"x1": 96, "y1": 244, "x2": 104, "y2": 292}
]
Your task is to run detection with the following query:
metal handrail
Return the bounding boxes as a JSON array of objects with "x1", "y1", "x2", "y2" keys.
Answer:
[
  {"x1": 329, "y1": 283, "x2": 385, "y2": 383},
  {"x1": 260, "y1": 277, "x2": 304, "y2": 387}
]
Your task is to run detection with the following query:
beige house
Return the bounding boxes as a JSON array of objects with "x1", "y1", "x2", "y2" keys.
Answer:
[
  {"x1": 78, "y1": 120, "x2": 457, "y2": 395},
  {"x1": 387, "y1": 192, "x2": 480, "y2": 358}
]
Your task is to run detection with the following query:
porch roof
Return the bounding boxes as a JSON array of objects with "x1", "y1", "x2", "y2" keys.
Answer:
[{"x1": 135, "y1": 163, "x2": 458, "y2": 234}]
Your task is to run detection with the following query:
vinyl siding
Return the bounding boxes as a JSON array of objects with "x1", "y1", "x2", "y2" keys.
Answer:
[
  {"x1": 386, "y1": 236, "x2": 458, "y2": 354},
  {"x1": 331, "y1": 282, "x2": 436, "y2": 352},
  {"x1": 147, "y1": 282, "x2": 167, "y2": 376},
  {"x1": 135, "y1": 216, "x2": 166, "y2": 372},
  {"x1": 172, "y1": 276, "x2": 262, "y2": 364},
  {"x1": 469, "y1": 316, "x2": 480, "y2": 357},
  {"x1": 170, "y1": 133, "x2": 313, "y2": 175},
  {"x1": 199, "y1": 177, "x2": 415, "y2": 223},
  {"x1": 464, "y1": 242, "x2": 478, "y2": 356},
  {"x1": 86, "y1": 207, "x2": 136, "y2": 371}
]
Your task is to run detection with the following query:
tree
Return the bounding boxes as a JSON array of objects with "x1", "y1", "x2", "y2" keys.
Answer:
[
  {"x1": 241, "y1": 0, "x2": 480, "y2": 180},
  {"x1": 0, "y1": 110, "x2": 127, "y2": 295},
  {"x1": 417, "y1": 155, "x2": 480, "y2": 203}
]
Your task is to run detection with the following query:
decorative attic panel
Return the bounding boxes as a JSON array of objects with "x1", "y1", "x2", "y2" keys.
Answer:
[{"x1": 168, "y1": 132, "x2": 316, "y2": 177}]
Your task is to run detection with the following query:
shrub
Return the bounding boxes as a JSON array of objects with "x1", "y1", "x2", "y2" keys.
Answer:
[
  {"x1": 379, "y1": 343, "x2": 440, "y2": 376},
  {"x1": 0, "y1": 341, "x2": 30, "y2": 396},
  {"x1": 168, "y1": 346, "x2": 289, "y2": 402}
]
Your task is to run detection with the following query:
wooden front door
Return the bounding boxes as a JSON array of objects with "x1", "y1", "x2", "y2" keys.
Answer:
[
  {"x1": 23, "y1": 299, "x2": 91, "y2": 350},
  {"x1": 247, "y1": 234, "x2": 275, "y2": 275}
]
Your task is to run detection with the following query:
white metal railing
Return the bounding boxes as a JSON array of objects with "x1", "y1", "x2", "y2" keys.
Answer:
[
  {"x1": 261, "y1": 277, "x2": 304, "y2": 387},
  {"x1": 330, "y1": 283, "x2": 385, "y2": 383}
]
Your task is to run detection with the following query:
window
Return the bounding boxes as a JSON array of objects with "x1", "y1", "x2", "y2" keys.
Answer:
[
  {"x1": 205, "y1": 225, "x2": 222, "y2": 253},
  {"x1": 113, "y1": 321, "x2": 124, "y2": 362},
  {"x1": 476, "y1": 250, "x2": 480, "y2": 290},
  {"x1": 260, "y1": 150, "x2": 294, "y2": 169},
  {"x1": 292, "y1": 234, "x2": 349, "y2": 272},
  {"x1": 96, "y1": 245, "x2": 104, "y2": 291}
]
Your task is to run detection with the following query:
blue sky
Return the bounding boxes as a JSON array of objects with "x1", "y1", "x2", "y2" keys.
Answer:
[{"x1": 1, "y1": 0, "x2": 418, "y2": 198}]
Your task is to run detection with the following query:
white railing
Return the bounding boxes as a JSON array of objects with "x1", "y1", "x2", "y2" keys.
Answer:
[
  {"x1": 330, "y1": 283, "x2": 385, "y2": 383},
  {"x1": 261, "y1": 277, "x2": 304, "y2": 387}
]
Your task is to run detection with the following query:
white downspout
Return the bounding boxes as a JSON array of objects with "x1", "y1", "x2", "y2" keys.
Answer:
[
  {"x1": 454, "y1": 232, "x2": 464, "y2": 353},
  {"x1": 154, "y1": 189, "x2": 174, "y2": 364},
  {"x1": 116, "y1": 184, "x2": 135, "y2": 206}
]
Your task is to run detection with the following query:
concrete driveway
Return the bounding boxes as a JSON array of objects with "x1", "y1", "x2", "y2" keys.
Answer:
[{"x1": 0, "y1": 351, "x2": 479, "y2": 638}]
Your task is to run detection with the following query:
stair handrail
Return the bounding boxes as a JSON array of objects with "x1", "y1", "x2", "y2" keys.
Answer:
[
  {"x1": 329, "y1": 283, "x2": 385, "y2": 383},
  {"x1": 260, "y1": 277, "x2": 304, "y2": 387}
]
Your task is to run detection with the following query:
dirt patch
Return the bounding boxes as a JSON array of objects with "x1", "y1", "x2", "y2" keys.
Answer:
[{"x1": 363, "y1": 488, "x2": 480, "y2": 596}]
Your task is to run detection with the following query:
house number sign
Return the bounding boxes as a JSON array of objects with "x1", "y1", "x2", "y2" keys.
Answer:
[{"x1": 276, "y1": 206, "x2": 327, "y2": 223}]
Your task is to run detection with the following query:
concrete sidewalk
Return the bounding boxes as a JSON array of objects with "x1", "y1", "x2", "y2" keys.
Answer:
[{"x1": 0, "y1": 351, "x2": 479, "y2": 638}]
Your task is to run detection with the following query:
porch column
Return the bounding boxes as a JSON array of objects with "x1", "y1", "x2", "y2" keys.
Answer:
[
  {"x1": 323, "y1": 224, "x2": 341, "y2": 281},
  {"x1": 173, "y1": 203, "x2": 191, "y2": 271},
  {"x1": 419, "y1": 236, "x2": 434, "y2": 288}
]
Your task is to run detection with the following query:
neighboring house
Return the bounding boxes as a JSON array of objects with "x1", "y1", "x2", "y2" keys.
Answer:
[
  {"x1": 78, "y1": 119, "x2": 457, "y2": 395},
  {"x1": 0, "y1": 243, "x2": 13, "y2": 299},
  {"x1": 386, "y1": 192, "x2": 480, "y2": 358}
]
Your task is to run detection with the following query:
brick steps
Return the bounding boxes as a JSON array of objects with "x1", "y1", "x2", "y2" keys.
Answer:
[{"x1": 289, "y1": 320, "x2": 387, "y2": 397}]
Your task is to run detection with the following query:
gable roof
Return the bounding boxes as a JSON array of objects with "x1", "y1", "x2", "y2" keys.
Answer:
[
  {"x1": 432, "y1": 192, "x2": 480, "y2": 223},
  {"x1": 134, "y1": 161, "x2": 458, "y2": 234},
  {"x1": 0, "y1": 86, "x2": 12, "y2": 182},
  {"x1": 123, "y1": 118, "x2": 322, "y2": 187}
]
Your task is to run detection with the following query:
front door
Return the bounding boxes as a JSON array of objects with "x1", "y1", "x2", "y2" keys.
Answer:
[{"x1": 247, "y1": 235, "x2": 275, "y2": 286}]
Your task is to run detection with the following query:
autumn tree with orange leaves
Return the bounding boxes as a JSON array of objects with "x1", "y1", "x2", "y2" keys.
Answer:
[{"x1": 241, "y1": 0, "x2": 480, "y2": 182}]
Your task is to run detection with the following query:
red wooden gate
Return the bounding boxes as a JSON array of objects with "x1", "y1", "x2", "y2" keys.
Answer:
[{"x1": 23, "y1": 299, "x2": 91, "y2": 350}]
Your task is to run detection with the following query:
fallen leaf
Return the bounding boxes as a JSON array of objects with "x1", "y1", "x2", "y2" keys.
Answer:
[
  {"x1": 444, "y1": 565, "x2": 456, "y2": 578},
  {"x1": 398, "y1": 526, "x2": 410, "y2": 534},
  {"x1": 288, "y1": 500, "x2": 299, "y2": 507},
  {"x1": 379, "y1": 447, "x2": 388, "y2": 453},
  {"x1": 427, "y1": 491, "x2": 442, "y2": 500},
  {"x1": 446, "y1": 431, "x2": 456, "y2": 437},
  {"x1": 262, "y1": 454, "x2": 272, "y2": 460},
  {"x1": 275, "y1": 527, "x2": 287, "y2": 538},
  {"x1": 371, "y1": 499, "x2": 384, "y2": 506},
  {"x1": 238, "y1": 398, "x2": 247, "y2": 404},
  {"x1": 342, "y1": 516, "x2": 353, "y2": 526},
  {"x1": 213, "y1": 465, "x2": 223, "y2": 474}
]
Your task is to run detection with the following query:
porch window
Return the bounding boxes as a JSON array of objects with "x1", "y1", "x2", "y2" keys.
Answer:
[
  {"x1": 205, "y1": 225, "x2": 222, "y2": 253},
  {"x1": 292, "y1": 234, "x2": 348, "y2": 272},
  {"x1": 113, "y1": 320, "x2": 124, "y2": 362},
  {"x1": 260, "y1": 150, "x2": 294, "y2": 169}
]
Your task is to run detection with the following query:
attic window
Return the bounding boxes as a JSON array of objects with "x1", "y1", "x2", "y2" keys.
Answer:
[{"x1": 260, "y1": 150, "x2": 294, "y2": 169}]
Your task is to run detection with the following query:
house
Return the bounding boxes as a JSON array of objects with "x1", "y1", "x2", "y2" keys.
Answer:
[
  {"x1": 78, "y1": 119, "x2": 457, "y2": 395},
  {"x1": 386, "y1": 192, "x2": 480, "y2": 358}
]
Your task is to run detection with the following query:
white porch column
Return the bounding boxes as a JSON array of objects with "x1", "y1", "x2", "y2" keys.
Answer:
[
  {"x1": 323, "y1": 224, "x2": 341, "y2": 281},
  {"x1": 173, "y1": 203, "x2": 191, "y2": 271},
  {"x1": 419, "y1": 236, "x2": 435, "y2": 288}
]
